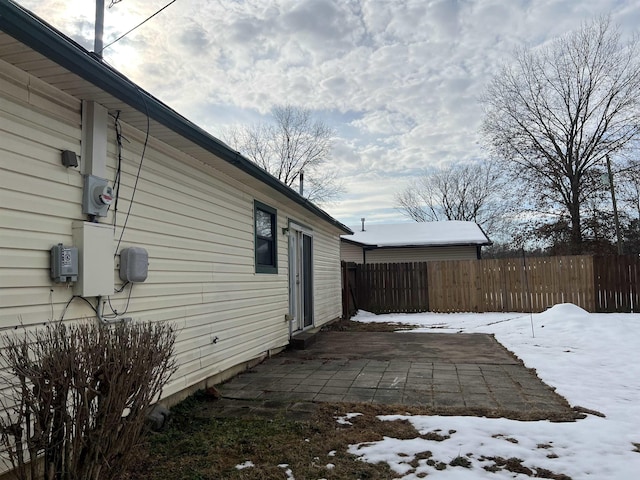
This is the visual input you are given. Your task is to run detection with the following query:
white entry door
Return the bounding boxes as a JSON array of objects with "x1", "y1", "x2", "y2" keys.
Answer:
[{"x1": 289, "y1": 223, "x2": 313, "y2": 333}]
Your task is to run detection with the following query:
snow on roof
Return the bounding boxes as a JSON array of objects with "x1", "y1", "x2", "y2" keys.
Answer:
[{"x1": 341, "y1": 221, "x2": 491, "y2": 247}]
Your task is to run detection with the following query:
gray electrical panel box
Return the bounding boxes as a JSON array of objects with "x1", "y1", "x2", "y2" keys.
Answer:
[
  {"x1": 119, "y1": 247, "x2": 149, "y2": 283},
  {"x1": 72, "y1": 221, "x2": 114, "y2": 297},
  {"x1": 50, "y1": 243, "x2": 78, "y2": 283}
]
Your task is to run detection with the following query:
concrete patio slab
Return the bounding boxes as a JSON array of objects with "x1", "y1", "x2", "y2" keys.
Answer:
[{"x1": 217, "y1": 331, "x2": 573, "y2": 418}]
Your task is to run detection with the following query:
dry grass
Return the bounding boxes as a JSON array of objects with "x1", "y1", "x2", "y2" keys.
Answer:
[
  {"x1": 122, "y1": 394, "x2": 578, "y2": 480},
  {"x1": 122, "y1": 397, "x2": 410, "y2": 480},
  {"x1": 322, "y1": 318, "x2": 418, "y2": 332}
]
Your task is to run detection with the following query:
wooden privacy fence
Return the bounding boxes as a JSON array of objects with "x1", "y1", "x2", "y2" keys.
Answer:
[
  {"x1": 429, "y1": 256, "x2": 594, "y2": 313},
  {"x1": 593, "y1": 254, "x2": 640, "y2": 312},
  {"x1": 342, "y1": 261, "x2": 430, "y2": 316},
  {"x1": 341, "y1": 254, "x2": 640, "y2": 316}
]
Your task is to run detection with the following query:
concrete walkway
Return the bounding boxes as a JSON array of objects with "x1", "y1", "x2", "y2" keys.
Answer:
[{"x1": 218, "y1": 332, "x2": 572, "y2": 418}]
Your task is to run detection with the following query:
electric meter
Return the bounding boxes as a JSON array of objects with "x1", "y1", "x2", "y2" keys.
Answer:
[{"x1": 82, "y1": 174, "x2": 113, "y2": 217}]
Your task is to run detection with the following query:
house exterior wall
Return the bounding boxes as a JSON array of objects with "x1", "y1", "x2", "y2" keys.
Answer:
[
  {"x1": 0, "y1": 58, "x2": 342, "y2": 401},
  {"x1": 312, "y1": 228, "x2": 343, "y2": 326},
  {"x1": 339, "y1": 241, "x2": 479, "y2": 264},
  {"x1": 340, "y1": 241, "x2": 364, "y2": 263}
]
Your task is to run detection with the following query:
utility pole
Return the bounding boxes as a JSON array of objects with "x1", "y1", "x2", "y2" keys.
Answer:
[
  {"x1": 94, "y1": 0, "x2": 105, "y2": 58},
  {"x1": 606, "y1": 155, "x2": 624, "y2": 255}
]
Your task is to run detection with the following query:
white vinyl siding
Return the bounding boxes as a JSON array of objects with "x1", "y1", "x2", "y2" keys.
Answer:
[
  {"x1": 340, "y1": 241, "x2": 364, "y2": 263},
  {"x1": 1, "y1": 58, "x2": 84, "y2": 321},
  {"x1": 311, "y1": 225, "x2": 342, "y2": 327},
  {"x1": 340, "y1": 241, "x2": 479, "y2": 264},
  {"x1": 365, "y1": 246, "x2": 479, "y2": 263},
  {"x1": 0, "y1": 58, "x2": 343, "y2": 402},
  {"x1": 109, "y1": 129, "x2": 292, "y2": 397}
]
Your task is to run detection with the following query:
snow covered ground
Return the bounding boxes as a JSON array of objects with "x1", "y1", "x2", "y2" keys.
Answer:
[{"x1": 346, "y1": 304, "x2": 640, "y2": 479}]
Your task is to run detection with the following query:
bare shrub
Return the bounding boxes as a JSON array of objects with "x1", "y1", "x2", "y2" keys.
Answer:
[{"x1": 0, "y1": 321, "x2": 177, "y2": 480}]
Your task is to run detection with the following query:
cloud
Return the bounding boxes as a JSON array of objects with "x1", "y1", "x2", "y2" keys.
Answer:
[{"x1": 178, "y1": 24, "x2": 210, "y2": 52}]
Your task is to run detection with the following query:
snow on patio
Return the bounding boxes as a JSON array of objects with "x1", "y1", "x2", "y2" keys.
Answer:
[{"x1": 345, "y1": 304, "x2": 640, "y2": 479}]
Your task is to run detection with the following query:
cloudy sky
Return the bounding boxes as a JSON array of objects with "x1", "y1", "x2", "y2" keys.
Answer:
[{"x1": 15, "y1": 0, "x2": 640, "y2": 227}]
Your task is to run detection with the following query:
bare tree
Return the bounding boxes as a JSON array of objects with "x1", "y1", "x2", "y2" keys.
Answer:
[
  {"x1": 618, "y1": 158, "x2": 640, "y2": 221},
  {"x1": 395, "y1": 160, "x2": 507, "y2": 234},
  {"x1": 224, "y1": 105, "x2": 344, "y2": 204},
  {"x1": 481, "y1": 17, "x2": 640, "y2": 254},
  {"x1": 616, "y1": 158, "x2": 640, "y2": 252}
]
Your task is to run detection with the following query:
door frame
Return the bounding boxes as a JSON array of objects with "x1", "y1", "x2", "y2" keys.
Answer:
[{"x1": 288, "y1": 220, "x2": 314, "y2": 336}]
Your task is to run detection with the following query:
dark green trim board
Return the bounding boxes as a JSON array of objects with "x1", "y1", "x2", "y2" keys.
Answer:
[
  {"x1": 254, "y1": 200, "x2": 278, "y2": 274},
  {"x1": 0, "y1": 0, "x2": 352, "y2": 236}
]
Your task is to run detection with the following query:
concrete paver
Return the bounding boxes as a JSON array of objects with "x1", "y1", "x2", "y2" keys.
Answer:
[{"x1": 217, "y1": 331, "x2": 573, "y2": 418}]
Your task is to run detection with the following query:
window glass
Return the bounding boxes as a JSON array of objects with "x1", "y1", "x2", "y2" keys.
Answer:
[
  {"x1": 254, "y1": 201, "x2": 277, "y2": 273},
  {"x1": 256, "y1": 209, "x2": 273, "y2": 239}
]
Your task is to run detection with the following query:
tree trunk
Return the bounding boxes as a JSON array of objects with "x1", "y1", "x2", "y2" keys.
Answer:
[{"x1": 569, "y1": 186, "x2": 583, "y2": 254}]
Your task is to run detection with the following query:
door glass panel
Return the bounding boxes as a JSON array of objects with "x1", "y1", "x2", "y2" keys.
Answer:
[
  {"x1": 289, "y1": 233, "x2": 299, "y2": 330},
  {"x1": 303, "y1": 234, "x2": 313, "y2": 328}
]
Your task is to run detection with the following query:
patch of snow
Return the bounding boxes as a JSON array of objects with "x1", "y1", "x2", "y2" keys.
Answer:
[
  {"x1": 278, "y1": 464, "x2": 295, "y2": 480},
  {"x1": 234, "y1": 461, "x2": 254, "y2": 470},
  {"x1": 336, "y1": 412, "x2": 363, "y2": 425},
  {"x1": 348, "y1": 305, "x2": 640, "y2": 479}
]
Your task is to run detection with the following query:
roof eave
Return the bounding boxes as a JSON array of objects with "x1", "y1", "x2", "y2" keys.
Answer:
[{"x1": 340, "y1": 238, "x2": 493, "y2": 248}]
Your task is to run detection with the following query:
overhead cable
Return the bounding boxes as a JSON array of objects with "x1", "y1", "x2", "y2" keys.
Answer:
[{"x1": 100, "y1": 0, "x2": 179, "y2": 53}]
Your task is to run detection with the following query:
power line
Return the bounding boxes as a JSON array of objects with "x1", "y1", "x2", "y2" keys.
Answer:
[{"x1": 100, "y1": 0, "x2": 179, "y2": 54}]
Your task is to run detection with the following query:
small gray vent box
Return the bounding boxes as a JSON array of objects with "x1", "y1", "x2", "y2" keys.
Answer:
[{"x1": 119, "y1": 247, "x2": 148, "y2": 283}]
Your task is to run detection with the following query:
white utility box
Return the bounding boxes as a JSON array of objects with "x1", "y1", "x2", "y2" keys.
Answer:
[{"x1": 72, "y1": 221, "x2": 114, "y2": 297}]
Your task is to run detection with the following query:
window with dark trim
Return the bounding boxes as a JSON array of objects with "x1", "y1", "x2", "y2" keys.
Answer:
[{"x1": 254, "y1": 200, "x2": 277, "y2": 274}]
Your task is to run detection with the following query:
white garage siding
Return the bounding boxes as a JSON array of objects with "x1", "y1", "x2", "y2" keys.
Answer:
[
  {"x1": 0, "y1": 57, "x2": 342, "y2": 402},
  {"x1": 340, "y1": 240, "x2": 364, "y2": 263},
  {"x1": 353, "y1": 245, "x2": 479, "y2": 264}
]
